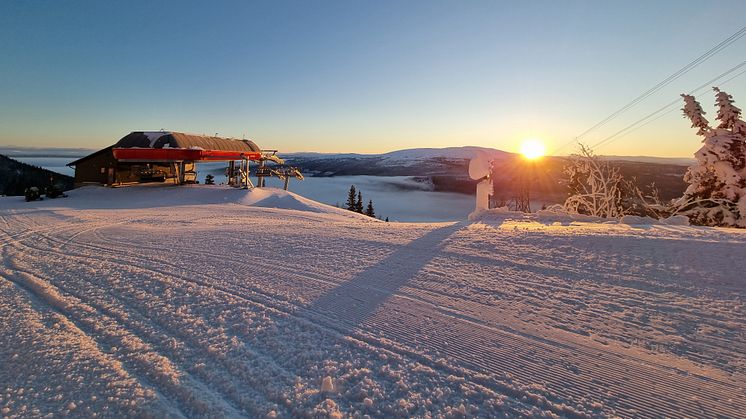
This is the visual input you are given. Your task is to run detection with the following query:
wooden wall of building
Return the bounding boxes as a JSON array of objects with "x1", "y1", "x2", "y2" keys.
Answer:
[{"x1": 73, "y1": 148, "x2": 182, "y2": 186}]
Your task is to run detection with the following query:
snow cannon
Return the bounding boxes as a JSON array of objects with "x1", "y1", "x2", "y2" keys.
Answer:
[{"x1": 469, "y1": 152, "x2": 493, "y2": 211}]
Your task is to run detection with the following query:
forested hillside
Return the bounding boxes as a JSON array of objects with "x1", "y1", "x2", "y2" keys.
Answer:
[{"x1": 0, "y1": 154, "x2": 74, "y2": 196}]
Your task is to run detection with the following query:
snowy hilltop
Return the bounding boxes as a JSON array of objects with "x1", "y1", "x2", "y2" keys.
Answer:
[{"x1": 1, "y1": 184, "x2": 744, "y2": 417}]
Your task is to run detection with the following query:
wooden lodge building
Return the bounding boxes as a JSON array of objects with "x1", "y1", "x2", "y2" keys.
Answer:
[{"x1": 68, "y1": 131, "x2": 263, "y2": 187}]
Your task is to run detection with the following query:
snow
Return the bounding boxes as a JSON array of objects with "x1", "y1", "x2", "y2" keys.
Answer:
[
  {"x1": 0, "y1": 184, "x2": 372, "y2": 218},
  {"x1": 1, "y1": 185, "x2": 745, "y2": 417},
  {"x1": 142, "y1": 131, "x2": 170, "y2": 147},
  {"x1": 474, "y1": 179, "x2": 491, "y2": 211}
]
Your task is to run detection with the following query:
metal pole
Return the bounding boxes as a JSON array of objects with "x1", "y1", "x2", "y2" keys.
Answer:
[
  {"x1": 244, "y1": 158, "x2": 249, "y2": 189},
  {"x1": 257, "y1": 160, "x2": 265, "y2": 187}
]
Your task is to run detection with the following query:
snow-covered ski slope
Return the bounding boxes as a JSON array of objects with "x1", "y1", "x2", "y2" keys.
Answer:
[{"x1": 1, "y1": 185, "x2": 744, "y2": 418}]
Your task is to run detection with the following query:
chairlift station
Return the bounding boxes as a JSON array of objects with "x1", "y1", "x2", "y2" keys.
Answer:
[{"x1": 67, "y1": 131, "x2": 303, "y2": 189}]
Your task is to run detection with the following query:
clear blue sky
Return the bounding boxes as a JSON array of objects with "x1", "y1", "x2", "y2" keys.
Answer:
[{"x1": 1, "y1": 0, "x2": 745, "y2": 156}]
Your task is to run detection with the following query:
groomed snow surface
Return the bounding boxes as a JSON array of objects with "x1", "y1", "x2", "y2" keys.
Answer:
[{"x1": 1, "y1": 185, "x2": 744, "y2": 418}]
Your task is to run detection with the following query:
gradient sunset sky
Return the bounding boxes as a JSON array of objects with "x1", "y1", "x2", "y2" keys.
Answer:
[{"x1": 1, "y1": 0, "x2": 745, "y2": 157}]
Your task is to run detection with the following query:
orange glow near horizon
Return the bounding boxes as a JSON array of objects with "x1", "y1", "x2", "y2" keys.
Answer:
[{"x1": 520, "y1": 139, "x2": 546, "y2": 160}]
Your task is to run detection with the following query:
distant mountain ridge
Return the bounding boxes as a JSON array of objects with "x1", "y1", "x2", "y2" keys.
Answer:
[
  {"x1": 379, "y1": 146, "x2": 511, "y2": 161},
  {"x1": 1, "y1": 145, "x2": 693, "y2": 166},
  {"x1": 283, "y1": 146, "x2": 692, "y2": 177},
  {"x1": 282, "y1": 146, "x2": 689, "y2": 200},
  {"x1": 0, "y1": 145, "x2": 690, "y2": 199},
  {"x1": 0, "y1": 146, "x2": 94, "y2": 158},
  {"x1": 286, "y1": 146, "x2": 692, "y2": 166},
  {"x1": 601, "y1": 155, "x2": 695, "y2": 166}
]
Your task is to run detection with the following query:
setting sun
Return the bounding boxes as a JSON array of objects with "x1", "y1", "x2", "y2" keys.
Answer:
[{"x1": 519, "y1": 139, "x2": 546, "y2": 160}]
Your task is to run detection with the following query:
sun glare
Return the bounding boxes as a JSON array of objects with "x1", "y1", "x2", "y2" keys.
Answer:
[{"x1": 520, "y1": 139, "x2": 546, "y2": 160}]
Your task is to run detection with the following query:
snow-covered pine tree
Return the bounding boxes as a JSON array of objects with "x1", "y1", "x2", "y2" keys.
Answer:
[
  {"x1": 682, "y1": 93, "x2": 710, "y2": 136},
  {"x1": 355, "y1": 191, "x2": 364, "y2": 213},
  {"x1": 676, "y1": 88, "x2": 746, "y2": 227},
  {"x1": 365, "y1": 199, "x2": 375, "y2": 217},
  {"x1": 345, "y1": 185, "x2": 357, "y2": 211},
  {"x1": 714, "y1": 88, "x2": 746, "y2": 135}
]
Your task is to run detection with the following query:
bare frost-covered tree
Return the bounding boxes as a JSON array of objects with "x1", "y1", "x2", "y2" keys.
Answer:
[
  {"x1": 562, "y1": 145, "x2": 667, "y2": 219},
  {"x1": 674, "y1": 88, "x2": 746, "y2": 227},
  {"x1": 562, "y1": 144, "x2": 625, "y2": 218}
]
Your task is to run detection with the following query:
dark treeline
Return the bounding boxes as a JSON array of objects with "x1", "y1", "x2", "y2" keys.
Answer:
[
  {"x1": 345, "y1": 185, "x2": 384, "y2": 219},
  {"x1": 0, "y1": 154, "x2": 74, "y2": 196}
]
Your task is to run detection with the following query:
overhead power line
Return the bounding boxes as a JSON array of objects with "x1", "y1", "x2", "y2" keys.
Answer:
[
  {"x1": 551, "y1": 25, "x2": 746, "y2": 155},
  {"x1": 590, "y1": 60, "x2": 746, "y2": 150},
  {"x1": 575, "y1": 26, "x2": 746, "y2": 140}
]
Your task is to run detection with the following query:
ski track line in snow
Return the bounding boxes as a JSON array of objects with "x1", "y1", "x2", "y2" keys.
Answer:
[
  {"x1": 2, "y1": 215, "x2": 534, "y2": 416},
  {"x1": 36, "y1": 232, "x2": 323, "y2": 415},
  {"x1": 90, "y1": 216, "x2": 743, "y2": 318},
  {"x1": 72, "y1": 218, "x2": 740, "y2": 386},
  {"x1": 1, "y1": 230, "x2": 303, "y2": 417},
  {"x1": 0, "y1": 251, "x2": 249, "y2": 418},
  {"x1": 0, "y1": 271, "x2": 183, "y2": 417},
  {"x1": 287, "y1": 225, "x2": 743, "y2": 417},
  {"x1": 2, "y1": 246, "x2": 296, "y2": 418},
  {"x1": 7, "y1": 213, "x2": 744, "y2": 414},
  {"x1": 428, "y1": 252, "x2": 746, "y2": 374},
  {"x1": 5, "y1": 215, "x2": 744, "y2": 366},
  {"x1": 119, "y1": 220, "x2": 740, "y2": 416},
  {"x1": 3, "y1": 233, "x2": 258, "y2": 414},
  {"x1": 11, "y1": 253, "x2": 294, "y2": 415},
  {"x1": 7, "y1": 215, "x2": 744, "y2": 418},
  {"x1": 1, "y1": 208, "x2": 744, "y2": 414},
  {"x1": 90, "y1": 219, "x2": 735, "y2": 335},
  {"x1": 2, "y1": 215, "x2": 574, "y2": 416},
  {"x1": 0, "y1": 262, "x2": 191, "y2": 418}
]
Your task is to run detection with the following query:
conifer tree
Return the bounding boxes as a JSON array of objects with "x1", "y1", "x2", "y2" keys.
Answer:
[
  {"x1": 681, "y1": 93, "x2": 711, "y2": 136},
  {"x1": 365, "y1": 199, "x2": 375, "y2": 217},
  {"x1": 714, "y1": 88, "x2": 746, "y2": 134},
  {"x1": 355, "y1": 191, "x2": 364, "y2": 213},
  {"x1": 345, "y1": 185, "x2": 357, "y2": 211},
  {"x1": 676, "y1": 88, "x2": 746, "y2": 227}
]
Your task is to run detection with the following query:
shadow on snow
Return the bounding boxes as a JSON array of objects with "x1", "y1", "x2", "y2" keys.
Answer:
[{"x1": 306, "y1": 221, "x2": 470, "y2": 329}]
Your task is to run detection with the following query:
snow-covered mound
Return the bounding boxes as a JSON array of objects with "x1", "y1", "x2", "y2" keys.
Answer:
[
  {"x1": 0, "y1": 184, "x2": 374, "y2": 220},
  {"x1": 1, "y1": 187, "x2": 744, "y2": 417}
]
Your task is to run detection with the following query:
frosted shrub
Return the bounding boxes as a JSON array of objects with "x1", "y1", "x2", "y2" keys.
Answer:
[{"x1": 562, "y1": 144, "x2": 625, "y2": 218}]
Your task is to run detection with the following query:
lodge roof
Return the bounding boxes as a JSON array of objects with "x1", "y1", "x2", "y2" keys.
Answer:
[
  {"x1": 68, "y1": 131, "x2": 261, "y2": 166},
  {"x1": 115, "y1": 131, "x2": 260, "y2": 153}
]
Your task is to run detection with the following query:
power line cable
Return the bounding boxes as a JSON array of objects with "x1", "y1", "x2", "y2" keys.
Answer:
[
  {"x1": 551, "y1": 25, "x2": 746, "y2": 155},
  {"x1": 591, "y1": 66, "x2": 746, "y2": 148},
  {"x1": 590, "y1": 60, "x2": 746, "y2": 150},
  {"x1": 576, "y1": 26, "x2": 746, "y2": 139}
]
